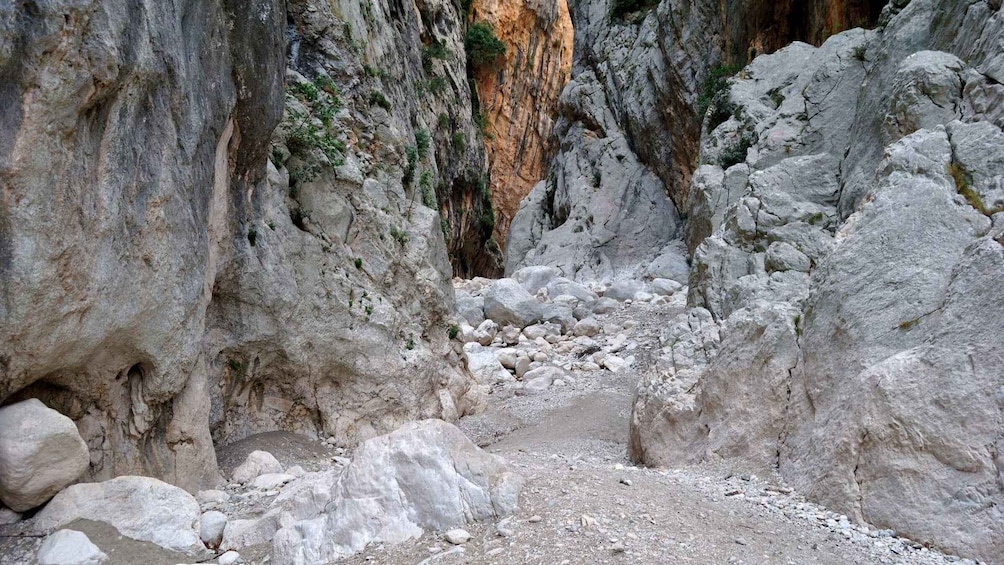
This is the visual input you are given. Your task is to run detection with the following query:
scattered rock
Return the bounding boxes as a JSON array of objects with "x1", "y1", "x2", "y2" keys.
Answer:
[
  {"x1": 218, "y1": 550, "x2": 241, "y2": 565},
  {"x1": 650, "y1": 278, "x2": 683, "y2": 296},
  {"x1": 0, "y1": 399, "x2": 90, "y2": 512},
  {"x1": 572, "y1": 317, "x2": 601, "y2": 337},
  {"x1": 444, "y1": 528, "x2": 471, "y2": 545},
  {"x1": 0, "y1": 506, "x2": 21, "y2": 525},
  {"x1": 232, "y1": 451, "x2": 283, "y2": 484},
  {"x1": 591, "y1": 297, "x2": 620, "y2": 314},
  {"x1": 200, "y1": 511, "x2": 228, "y2": 549},
  {"x1": 528, "y1": 515, "x2": 543, "y2": 523},
  {"x1": 604, "y1": 280, "x2": 646, "y2": 301},
  {"x1": 37, "y1": 529, "x2": 108, "y2": 565},
  {"x1": 249, "y1": 473, "x2": 296, "y2": 490},
  {"x1": 513, "y1": 266, "x2": 563, "y2": 294}
]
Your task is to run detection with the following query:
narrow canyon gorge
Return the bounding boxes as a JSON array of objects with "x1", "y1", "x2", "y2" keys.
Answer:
[{"x1": 1, "y1": 0, "x2": 1001, "y2": 564}]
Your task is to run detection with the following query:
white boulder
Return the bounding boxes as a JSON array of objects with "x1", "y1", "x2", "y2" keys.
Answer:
[
  {"x1": 0, "y1": 399, "x2": 89, "y2": 512},
  {"x1": 37, "y1": 529, "x2": 107, "y2": 565},
  {"x1": 33, "y1": 476, "x2": 202, "y2": 552},
  {"x1": 232, "y1": 451, "x2": 283, "y2": 484}
]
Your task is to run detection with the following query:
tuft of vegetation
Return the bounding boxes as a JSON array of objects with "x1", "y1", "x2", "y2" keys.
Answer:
[
  {"x1": 477, "y1": 177, "x2": 495, "y2": 233},
  {"x1": 282, "y1": 76, "x2": 347, "y2": 179},
  {"x1": 898, "y1": 319, "x2": 920, "y2": 330},
  {"x1": 718, "y1": 130, "x2": 755, "y2": 169},
  {"x1": 405, "y1": 337, "x2": 415, "y2": 350},
  {"x1": 403, "y1": 146, "x2": 418, "y2": 185},
  {"x1": 369, "y1": 90, "x2": 391, "y2": 110},
  {"x1": 420, "y1": 171, "x2": 436, "y2": 208},
  {"x1": 247, "y1": 227, "x2": 258, "y2": 247},
  {"x1": 697, "y1": 65, "x2": 741, "y2": 127},
  {"x1": 354, "y1": 257, "x2": 363, "y2": 269},
  {"x1": 452, "y1": 132, "x2": 466, "y2": 151},
  {"x1": 448, "y1": 324, "x2": 460, "y2": 340},
  {"x1": 949, "y1": 162, "x2": 1004, "y2": 215},
  {"x1": 422, "y1": 40, "x2": 450, "y2": 72},
  {"x1": 390, "y1": 225, "x2": 409, "y2": 245},
  {"x1": 415, "y1": 129, "x2": 431, "y2": 159},
  {"x1": 466, "y1": 23, "x2": 506, "y2": 71},
  {"x1": 438, "y1": 113, "x2": 450, "y2": 129},
  {"x1": 609, "y1": 0, "x2": 658, "y2": 19}
]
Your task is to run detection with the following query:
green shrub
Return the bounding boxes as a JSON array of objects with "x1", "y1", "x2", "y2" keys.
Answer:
[
  {"x1": 423, "y1": 41, "x2": 450, "y2": 71},
  {"x1": 452, "y1": 132, "x2": 466, "y2": 151},
  {"x1": 448, "y1": 324, "x2": 460, "y2": 340},
  {"x1": 438, "y1": 113, "x2": 450, "y2": 129},
  {"x1": 466, "y1": 23, "x2": 506, "y2": 70},
  {"x1": 354, "y1": 257, "x2": 363, "y2": 269},
  {"x1": 609, "y1": 0, "x2": 658, "y2": 19},
  {"x1": 415, "y1": 129, "x2": 431, "y2": 158},
  {"x1": 390, "y1": 225, "x2": 409, "y2": 245},
  {"x1": 697, "y1": 65, "x2": 740, "y2": 127},
  {"x1": 403, "y1": 146, "x2": 418, "y2": 185},
  {"x1": 420, "y1": 171, "x2": 436, "y2": 207},
  {"x1": 718, "y1": 130, "x2": 755, "y2": 169},
  {"x1": 369, "y1": 90, "x2": 391, "y2": 110}
]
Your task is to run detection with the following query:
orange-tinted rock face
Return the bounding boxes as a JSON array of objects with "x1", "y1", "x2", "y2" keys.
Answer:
[{"x1": 469, "y1": 0, "x2": 573, "y2": 245}]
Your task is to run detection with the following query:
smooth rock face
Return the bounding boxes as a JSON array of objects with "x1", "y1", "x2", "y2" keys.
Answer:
[
  {"x1": 0, "y1": 399, "x2": 89, "y2": 512},
  {"x1": 483, "y1": 279, "x2": 543, "y2": 328},
  {"x1": 632, "y1": 2, "x2": 1004, "y2": 561},
  {"x1": 269, "y1": 420, "x2": 521, "y2": 564},
  {"x1": 33, "y1": 476, "x2": 202, "y2": 553},
  {"x1": 36, "y1": 530, "x2": 108, "y2": 565}
]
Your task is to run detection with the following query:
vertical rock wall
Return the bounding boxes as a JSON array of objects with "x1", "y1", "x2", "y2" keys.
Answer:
[
  {"x1": 469, "y1": 0, "x2": 574, "y2": 246},
  {"x1": 0, "y1": 0, "x2": 493, "y2": 492},
  {"x1": 631, "y1": 0, "x2": 1004, "y2": 560}
]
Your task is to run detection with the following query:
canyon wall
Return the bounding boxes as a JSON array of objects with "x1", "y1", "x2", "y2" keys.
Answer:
[
  {"x1": 0, "y1": 0, "x2": 491, "y2": 491},
  {"x1": 469, "y1": 0, "x2": 574, "y2": 247},
  {"x1": 504, "y1": 0, "x2": 887, "y2": 280},
  {"x1": 631, "y1": 0, "x2": 1004, "y2": 560}
]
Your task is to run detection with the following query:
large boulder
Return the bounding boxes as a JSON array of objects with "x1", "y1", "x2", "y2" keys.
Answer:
[
  {"x1": 232, "y1": 450, "x2": 284, "y2": 484},
  {"x1": 0, "y1": 399, "x2": 89, "y2": 512},
  {"x1": 33, "y1": 476, "x2": 202, "y2": 553},
  {"x1": 512, "y1": 266, "x2": 563, "y2": 294},
  {"x1": 463, "y1": 343, "x2": 512, "y2": 384},
  {"x1": 271, "y1": 420, "x2": 522, "y2": 564},
  {"x1": 483, "y1": 279, "x2": 543, "y2": 328}
]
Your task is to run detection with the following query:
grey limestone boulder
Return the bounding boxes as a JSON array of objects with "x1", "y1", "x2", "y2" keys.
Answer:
[
  {"x1": 33, "y1": 476, "x2": 202, "y2": 553},
  {"x1": 232, "y1": 451, "x2": 284, "y2": 484},
  {"x1": 270, "y1": 420, "x2": 522, "y2": 564},
  {"x1": 0, "y1": 399, "x2": 89, "y2": 512},
  {"x1": 483, "y1": 279, "x2": 543, "y2": 328}
]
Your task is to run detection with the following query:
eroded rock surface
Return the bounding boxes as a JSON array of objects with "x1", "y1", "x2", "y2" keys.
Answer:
[
  {"x1": 0, "y1": 0, "x2": 489, "y2": 491},
  {"x1": 631, "y1": 1, "x2": 1004, "y2": 561}
]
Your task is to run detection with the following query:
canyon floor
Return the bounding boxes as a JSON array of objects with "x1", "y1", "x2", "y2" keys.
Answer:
[
  {"x1": 0, "y1": 298, "x2": 984, "y2": 565},
  {"x1": 335, "y1": 299, "x2": 977, "y2": 565}
]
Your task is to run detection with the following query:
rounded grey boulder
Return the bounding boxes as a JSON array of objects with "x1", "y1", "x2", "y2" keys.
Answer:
[{"x1": 0, "y1": 399, "x2": 89, "y2": 512}]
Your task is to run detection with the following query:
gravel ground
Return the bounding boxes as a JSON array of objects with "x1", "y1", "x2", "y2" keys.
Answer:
[
  {"x1": 340, "y1": 298, "x2": 984, "y2": 565},
  {"x1": 0, "y1": 297, "x2": 987, "y2": 565}
]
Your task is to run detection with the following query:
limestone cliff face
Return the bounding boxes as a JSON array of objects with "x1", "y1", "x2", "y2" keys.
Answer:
[
  {"x1": 0, "y1": 0, "x2": 491, "y2": 491},
  {"x1": 631, "y1": 0, "x2": 1004, "y2": 560},
  {"x1": 470, "y1": 0, "x2": 574, "y2": 246},
  {"x1": 505, "y1": 0, "x2": 886, "y2": 279}
]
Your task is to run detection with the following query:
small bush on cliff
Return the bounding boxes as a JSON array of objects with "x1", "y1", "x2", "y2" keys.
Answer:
[
  {"x1": 466, "y1": 23, "x2": 506, "y2": 71},
  {"x1": 610, "y1": 0, "x2": 658, "y2": 19},
  {"x1": 697, "y1": 64, "x2": 741, "y2": 128}
]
